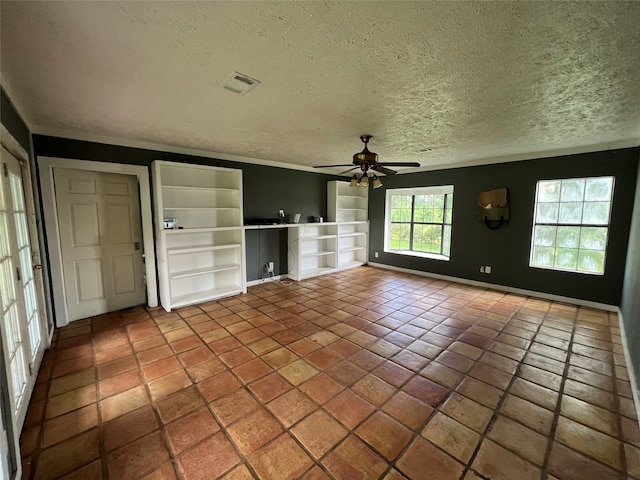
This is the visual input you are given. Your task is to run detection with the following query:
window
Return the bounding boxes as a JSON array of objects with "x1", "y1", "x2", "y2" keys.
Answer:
[
  {"x1": 385, "y1": 185, "x2": 454, "y2": 260},
  {"x1": 530, "y1": 176, "x2": 614, "y2": 274}
]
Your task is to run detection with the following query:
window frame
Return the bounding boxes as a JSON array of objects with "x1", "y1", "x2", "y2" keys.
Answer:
[
  {"x1": 529, "y1": 176, "x2": 615, "y2": 275},
  {"x1": 384, "y1": 185, "x2": 454, "y2": 261}
]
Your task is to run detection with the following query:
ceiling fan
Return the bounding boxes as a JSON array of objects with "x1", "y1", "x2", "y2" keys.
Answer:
[{"x1": 314, "y1": 135, "x2": 421, "y2": 177}]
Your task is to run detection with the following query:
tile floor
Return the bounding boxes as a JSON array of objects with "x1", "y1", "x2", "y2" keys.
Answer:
[{"x1": 19, "y1": 266, "x2": 640, "y2": 479}]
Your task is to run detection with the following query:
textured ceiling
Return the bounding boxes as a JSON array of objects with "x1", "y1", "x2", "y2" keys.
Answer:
[{"x1": 1, "y1": 1, "x2": 639, "y2": 173}]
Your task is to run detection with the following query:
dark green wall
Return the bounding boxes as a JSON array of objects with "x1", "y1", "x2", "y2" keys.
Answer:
[
  {"x1": 621, "y1": 157, "x2": 640, "y2": 388},
  {"x1": 33, "y1": 135, "x2": 340, "y2": 281},
  {"x1": 368, "y1": 148, "x2": 639, "y2": 306},
  {"x1": 1, "y1": 87, "x2": 30, "y2": 153}
]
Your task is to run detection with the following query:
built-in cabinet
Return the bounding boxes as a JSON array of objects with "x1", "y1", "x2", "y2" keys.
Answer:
[
  {"x1": 152, "y1": 161, "x2": 246, "y2": 311},
  {"x1": 288, "y1": 221, "x2": 368, "y2": 281},
  {"x1": 327, "y1": 180, "x2": 368, "y2": 222}
]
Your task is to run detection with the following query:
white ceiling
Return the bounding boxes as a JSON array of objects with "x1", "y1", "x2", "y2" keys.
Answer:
[{"x1": 1, "y1": 1, "x2": 639, "y2": 173}]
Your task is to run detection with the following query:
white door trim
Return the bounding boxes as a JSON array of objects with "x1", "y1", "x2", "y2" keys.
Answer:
[{"x1": 38, "y1": 156, "x2": 158, "y2": 327}]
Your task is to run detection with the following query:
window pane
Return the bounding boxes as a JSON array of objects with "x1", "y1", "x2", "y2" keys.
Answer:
[
  {"x1": 531, "y1": 246, "x2": 554, "y2": 267},
  {"x1": 582, "y1": 202, "x2": 610, "y2": 225},
  {"x1": 558, "y1": 202, "x2": 583, "y2": 224},
  {"x1": 390, "y1": 224, "x2": 410, "y2": 250},
  {"x1": 443, "y1": 225, "x2": 451, "y2": 257},
  {"x1": 585, "y1": 177, "x2": 613, "y2": 201},
  {"x1": 579, "y1": 227, "x2": 608, "y2": 250},
  {"x1": 536, "y1": 203, "x2": 559, "y2": 223},
  {"x1": 560, "y1": 179, "x2": 585, "y2": 202},
  {"x1": 578, "y1": 250, "x2": 605, "y2": 274},
  {"x1": 413, "y1": 224, "x2": 441, "y2": 254},
  {"x1": 445, "y1": 195, "x2": 453, "y2": 224},
  {"x1": 537, "y1": 180, "x2": 561, "y2": 202},
  {"x1": 555, "y1": 247, "x2": 578, "y2": 270},
  {"x1": 433, "y1": 195, "x2": 445, "y2": 209},
  {"x1": 556, "y1": 226, "x2": 580, "y2": 248},
  {"x1": 533, "y1": 226, "x2": 556, "y2": 247},
  {"x1": 433, "y1": 206, "x2": 444, "y2": 223}
]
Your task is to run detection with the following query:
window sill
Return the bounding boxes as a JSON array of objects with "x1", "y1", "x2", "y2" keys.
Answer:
[{"x1": 385, "y1": 250, "x2": 450, "y2": 261}]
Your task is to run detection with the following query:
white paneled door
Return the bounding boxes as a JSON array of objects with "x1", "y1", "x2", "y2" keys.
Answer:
[
  {"x1": 0, "y1": 146, "x2": 45, "y2": 431},
  {"x1": 53, "y1": 168, "x2": 146, "y2": 321}
]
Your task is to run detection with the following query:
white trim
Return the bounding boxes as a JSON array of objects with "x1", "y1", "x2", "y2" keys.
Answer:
[
  {"x1": 616, "y1": 308, "x2": 640, "y2": 431},
  {"x1": 31, "y1": 125, "x2": 326, "y2": 175},
  {"x1": 38, "y1": 156, "x2": 158, "y2": 327},
  {"x1": 0, "y1": 125, "x2": 28, "y2": 163},
  {"x1": 246, "y1": 274, "x2": 289, "y2": 287},
  {"x1": 367, "y1": 262, "x2": 618, "y2": 312}
]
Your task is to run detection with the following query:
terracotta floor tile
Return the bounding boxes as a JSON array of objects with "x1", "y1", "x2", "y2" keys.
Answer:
[
  {"x1": 326, "y1": 338, "x2": 360, "y2": 357},
  {"x1": 247, "y1": 337, "x2": 281, "y2": 356},
  {"x1": 165, "y1": 407, "x2": 221, "y2": 454},
  {"x1": 518, "y1": 364, "x2": 562, "y2": 391},
  {"x1": 560, "y1": 394, "x2": 618, "y2": 436},
  {"x1": 248, "y1": 372, "x2": 293, "y2": 403},
  {"x1": 402, "y1": 375, "x2": 449, "y2": 407},
  {"x1": 34, "y1": 428, "x2": 100, "y2": 480},
  {"x1": 487, "y1": 415, "x2": 548, "y2": 466},
  {"x1": 292, "y1": 410, "x2": 348, "y2": 459},
  {"x1": 137, "y1": 344, "x2": 173, "y2": 365},
  {"x1": 555, "y1": 416, "x2": 621, "y2": 470},
  {"x1": 472, "y1": 439, "x2": 541, "y2": 480},
  {"x1": 211, "y1": 388, "x2": 260, "y2": 426},
  {"x1": 49, "y1": 368, "x2": 96, "y2": 397},
  {"x1": 306, "y1": 348, "x2": 343, "y2": 370},
  {"x1": 456, "y1": 376, "x2": 503, "y2": 409},
  {"x1": 500, "y1": 394, "x2": 554, "y2": 435},
  {"x1": 322, "y1": 435, "x2": 388, "y2": 480},
  {"x1": 100, "y1": 385, "x2": 149, "y2": 422},
  {"x1": 233, "y1": 357, "x2": 272, "y2": 384},
  {"x1": 441, "y1": 392, "x2": 493, "y2": 434},
  {"x1": 249, "y1": 433, "x2": 314, "y2": 480},
  {"x1": 221, "y1": 464, "x2": 254, "y2": 480},
  {"x1": 227, "y1": 407, "x2": 283, "y2": 455},
  {"x1": 289, "y1": 338, "x2": 322, "y2": 356},
  {"x1": 267, "y1": 388, "x2": 317, "y2": 427},
  {"x1": 179, "y1": 432, "x2": 240, "y2": 480},
  {"x1": 103, "y1": 404, "x2": 158, "y2": 452},
  {"x1": 51, "y1": 355, "x2": 94, "y2": 379},
  {"x1": 262, "y1": 347, "x2": 299, "y2": 369},
  {"x1": 356, "y1": 411, "x2": 412, "y2": 461},
  {"x1": 220, "y1": 346, "x2": 257, "y2": 368},
  {"x1": 548, "y1": 441, "x2": 620, "y2": 480},
  {"x1": 142, "y1": 355, "x2": 182, "y2": 382},
  {"x1": 197, "y1": 370, "x2": 241, "y2": 402},
  {"x1": 279, "y1": 359, "x2": 320, "y2": 385},
  {"x1": 156, "y1": 385, "x2": 205, "y2": 424},
  {"x1": 382, "y1": 391, "x2": 433, "y2": 430},
  {"x1": 147, "y1": 369, "x2": 192, "y2": 400},
  {"x1": 41, "y1": 404, "x2": 98, "y2": 448},
  {"x1": 300, "y1": 373, "x2": 344, "y2": 404},
  {"x1": 421, "y1": 362, "x2": 464, "y2": 389},
  {"x1": 373, "y1": 361, "x2": 413, "y2": 387},
  {"x1": 58, "y1": 459, "x2": 102, "y2": 480},
  {"x1": 422, "y1": 412, "x2": 481, "y2": 463},
  {"x1": 46, "y1": 384, "x2": 97, "y2": 419},
  {"x1": 185, "y1": 357, "x2": 226, "y2": 383},
  {"x1": 408, "y1": 340, "x2": 444, "y2": 359},
  {"x1": 178, "y1": 345, "x2": 214, "y2": 367},
  {"x1": 397, "y1": 436, "x2": 465, "y2": 480},
  {"x1": 325, "y1": 389, "x2": 376, "y2": 430},
  {"x1": 352, "y1": 374, "x2": 395, "y2": 406}
]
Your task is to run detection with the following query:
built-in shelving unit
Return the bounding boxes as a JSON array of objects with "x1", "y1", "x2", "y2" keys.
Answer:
[
  {"x1": 327, "y1": 180, "x2": 369, "y2": 222},
  {"x1": 152, "y1": 161, "x2": 246, "y2": 311},
  {"x1": 287, "y1": 221, "x2": 368, "y2": 281}
]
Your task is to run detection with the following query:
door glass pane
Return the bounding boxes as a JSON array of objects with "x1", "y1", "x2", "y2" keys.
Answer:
[
  {"x1": 585, "y1": 177, "x2": 613, "y2": 201},
  {"x1": 560, "y1": 179, "x2": 585, "y2": 202}
]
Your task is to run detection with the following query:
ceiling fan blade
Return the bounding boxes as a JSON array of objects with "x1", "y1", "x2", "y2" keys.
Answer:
[
  {"x1": 313, "y1": 164, "x2": 355, "y2": 168},
  {"x1": 372, "y1": 164, "x2": 397, "y2": 176},
  {"x1": 377, "y1": 162, "x2": 421, "y2": 167},
  {"x1": 338, "y1": 166, "x2": 359, "y2": 175}
]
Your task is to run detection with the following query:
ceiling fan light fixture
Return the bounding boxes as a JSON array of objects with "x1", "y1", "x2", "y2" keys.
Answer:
[
  {"x1": 349, "y1": 174, "x2": 358, "y2": 187},
  {"x1": 359, "y1": 175, "x2": 369, "y2": 187},
  {"x1": 372, "y1": 175, "x2": 383, "y2": 189}
]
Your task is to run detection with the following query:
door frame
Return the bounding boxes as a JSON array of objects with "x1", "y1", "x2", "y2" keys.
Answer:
[{"x1": 39, "y1": 156, "x2": 158, "y2": 327}]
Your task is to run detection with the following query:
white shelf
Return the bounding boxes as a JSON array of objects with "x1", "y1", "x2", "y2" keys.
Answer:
[
  {"x1": 167, "y1": 243, "x2": 241, "y2": 255},
  {"x1": 339, "y1": 260, "x2": 366, "y2": 268},
  {"x1": 171, "y1": 263, "x2": 240, "y2": 279},
  {"x1": 328, "y1": 180, "x2": 368, "y2": 222},
  {"x1": 163, "y1": 185, "x2": 238, "y2": 192},
  {"x1": 153, "y1": 160, "x2": 246, "y2": 311},
  {"x1": 302, "y1": 250, "x2": 335, "y2": 258},
  {"x1": 300, "y1": 267, "x2": 334, "y2": 277},
  {"x1": 340, "y1": 232, "x2": 366, "y2": 238},
  {"x1": 170, "y1": 285, "x2": 243, "y2": 308},
  {"x1": 301, "y1": 234, "x2": 337, "y2": 241},
  {"x1": 339, "y1": 246, "x2": 365, "y2": 253}
]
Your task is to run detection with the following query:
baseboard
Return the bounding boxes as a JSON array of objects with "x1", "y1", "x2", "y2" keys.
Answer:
[
  {"x1": 367, "y1": 262, "x2": 618, "y2": 312},
  {"x1": 246, "y1": 274, "x2": 289, "y2": 287},
  {"x1": 616, "y1": 308, "x2": 640, "y2": 429}
]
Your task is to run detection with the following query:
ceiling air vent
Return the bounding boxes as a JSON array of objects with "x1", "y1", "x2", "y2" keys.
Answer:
[{"x1": 222, "y1": 71, "x2": 261, "y2": 95}]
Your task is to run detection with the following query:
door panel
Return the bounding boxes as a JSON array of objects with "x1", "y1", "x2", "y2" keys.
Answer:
[{"x1": 54, "y1": 168, "x2": 146, "y2": 321}]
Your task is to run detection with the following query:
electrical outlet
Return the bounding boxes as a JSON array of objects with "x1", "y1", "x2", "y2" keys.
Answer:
[
  {"x1": 480, "y1": 266, "x2": 485, "y2": 273},
  {"x1": 375, "y1": 252, "x2": 379, "y2": 258},
  {"x1": 485, "y1": 266, "x2": 492, "y2": 274},
  {"x1": 266, "y1": 261, "x2": 274, "y2": 273}
]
